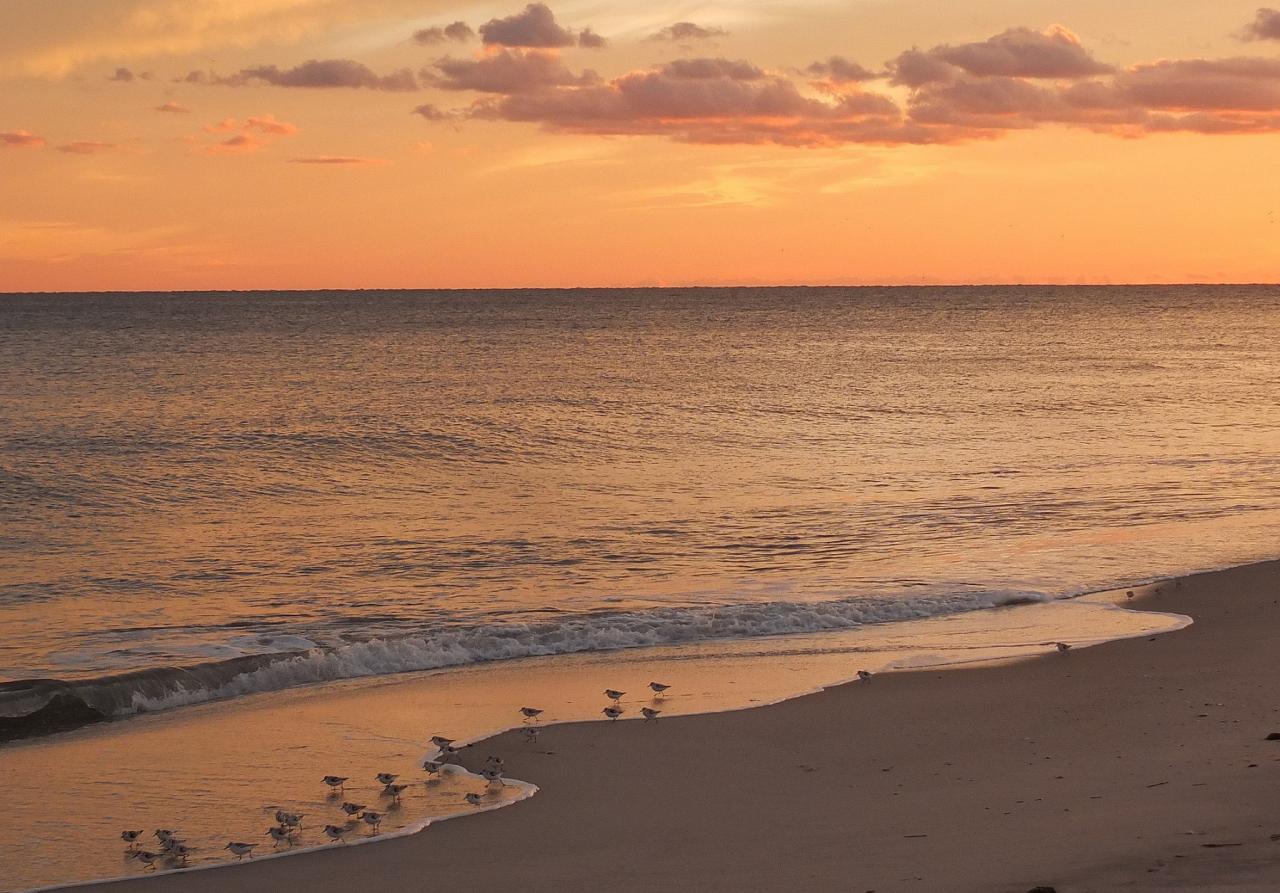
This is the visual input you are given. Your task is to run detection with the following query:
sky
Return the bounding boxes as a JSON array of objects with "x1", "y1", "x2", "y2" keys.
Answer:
[{"x1": 1, "y1": 0, "x2": 1279, "y2": 290}]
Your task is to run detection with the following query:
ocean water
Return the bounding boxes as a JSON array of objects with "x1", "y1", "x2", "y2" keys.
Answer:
[{"x1": 3, "y1": 286, "x2": 1280, "y2": 720}]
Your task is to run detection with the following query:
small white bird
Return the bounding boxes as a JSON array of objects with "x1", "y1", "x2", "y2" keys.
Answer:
[
  {"x1": 322, "y1": 824, "x2": 348, "y2": 843},
  {"x1": 604, "y1": 689, "x2": 625, "y2": 703},
  {"x1": 132, "y1": 851, "x2": 160, "y2": 870},
  {"x1": 857, "y1": 670, "x2": 873, "y2": 682},
  {"x1": 267, "y1": 826, "x2": 294, "y2": 847},
  {"x1": 1055, "y1": 642, "x2": 1072, "y2": 653},
  {"x1": 360, "y1": 811, "x2": 383, "y2": 832},
  {"x1": 340, "y1": 801, "x2": 367, "y2": 816},
  {"x1": 275, "y1": 810, "x2": 304, "y2": 828},
  {"x1": 520, "y1": 706, "x2": 544, "y2": 722},
  {"x1": 321, "y1": 775, "x2": 348, "y2": 791},
  {"x1": 641, "y1": 707, "x2": 661, "y2": 722},
  {"x1": 602, "y1": 706, "x2": 624, "y2": 721},
  {"x1": 422, "y1": 760, "x2": 442, "y2": 776},
  {"x1": 482, "y1": 768, "x2": 506, "y2": 787},
  {"x1": 648, "y1": 681, "x2": 671, "y2": 697},
  {"x1": 522, "y1": 726, "x2": 541, "y2": 743},
  {"x1": 224, "y1": 842, "x2": 256, "y2": 860},
  {"x1": 121, "y1": 830, "x2": 143, "y2": 848},
  {"x1": 464, "y1": 792, "x2": 484, "y2": 806},
  {"x1": 430, "y1": 735, "x2": 455, "y2": 748},
  {"x1": 374, "y1": 772, "x2": 398, "y2": 785},
  {"x1": 383, "y1": 783, "x2": 409, "y2": 801}
]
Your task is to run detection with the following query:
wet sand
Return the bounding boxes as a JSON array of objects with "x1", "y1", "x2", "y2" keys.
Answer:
[{"x1": 70, "y1": 560, "x2": 1280, "y2": 892}]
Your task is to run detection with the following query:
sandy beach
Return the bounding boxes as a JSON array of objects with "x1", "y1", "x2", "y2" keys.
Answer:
[{"x1": 64, "y1": 559, "x2": 1279, "y2": 892}]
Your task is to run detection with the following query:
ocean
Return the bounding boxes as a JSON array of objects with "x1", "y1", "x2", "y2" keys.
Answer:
[{"x1": 2, "y1": 285, "x2": 1279, "y2": 888}]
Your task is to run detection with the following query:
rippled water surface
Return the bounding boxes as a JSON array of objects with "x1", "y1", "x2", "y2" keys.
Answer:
[{"x1": 2, "y1": 286, "x2": 1280, "y2": 715}]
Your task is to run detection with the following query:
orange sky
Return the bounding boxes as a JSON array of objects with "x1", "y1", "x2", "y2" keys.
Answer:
[{"x1": 1, "y1": 0, "x2": 1278, "y2": 290}]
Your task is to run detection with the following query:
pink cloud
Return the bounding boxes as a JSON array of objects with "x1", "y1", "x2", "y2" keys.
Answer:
[
  {"x1": 648, "y1": 22, "x2": 728, "y2": 42},
  {"x1": 425, "y1": 49, "x2": 598, "y2": 94},
  {"x1": 57, "y1": 141, "x2": 117, "y2": 154},
  {"x1": 206, "y1": 59, "x2": 418, "y2": 91},
  {"x1": 1, "y1": 130, "x2": 45, "y2": 148},
  {"x1": 480, "y1": 4, "x2": 575, "y2": 48},
  {"x1": 414, "y1": 21, "x2": 474, "y2": 45},
  {"x1": 205, "y1": 133, "x2": 263, "y2": 155},
  {"x1": 1242, "y1": 7, "x2": 1280, "y2": 40},
  {"x1": 286, "y1": 156, "x2": 390, "y2": 165}
]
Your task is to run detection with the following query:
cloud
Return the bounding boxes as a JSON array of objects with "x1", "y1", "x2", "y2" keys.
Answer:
[
  {"x1": 109, "y1": 67, "x2": 136, "y2": 82},
  {"x1": 208, "y1": 59, "x2": 418, "y2": 90},
  {"x1": 286, "y1": 156, "x2": 389, "y2": 165},
  {"x1": 1, "y1": 130, "x2": 46, "y2": 148},
  {"x1": 198, "y1": 115, "x2": 297, "y2": 154},
  {"x1": 57, "y1": 141, "x2": 118, "y2": 154},
  {"x1": 155, "y1": 101, "x2": 190, "y2": 113},
  {"x1": 205, "y1": 133, "x2": 263, "y2": 155},
  {"x1": 464, "y1": 56, "x2": 908, "y2": 147},
  {"x1": 806, "y1": 56, "x2": 879, "y2": 86},
  {"x1": 648, "y1": 22, "x2": 728, "y2": 42},
  {"x1": 424, "y1": 50, "x2": 598, "y2": 93},
  {"x1": 1114, "y1": 57, "x2": 1280, "y2": 111},
  {"x1": 412, "y1": 103, "x2": 450, "y2": 120},
  {"x1": 480, "y1": 3, "x2": 575, "y2": 48},
  {"x1": 1242, "y1": 8, "x2": 1280, "y2": 40},
  {"x1": 414, "y1": 21, "x2": 474, "y2": 45},
  {"x1": 578, "y1": 28, "x2": 608, "y2": 50},
  {"x1": 891, "y1": 25, "x2": 1112, "y2": 85}
]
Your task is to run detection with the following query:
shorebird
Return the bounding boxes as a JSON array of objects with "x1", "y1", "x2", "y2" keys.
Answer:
[
  {"x1": 1055, "y1": 642, "x2": 1073, "y2": 654},
  {"x1": 165, "y1": 843, "x2": 193, "y2": 864},
  {"x1": 422, "y1": 760, "x2": 442, "y2": 776},
  {"x1": 482, "y1": 767, "x2": 506, "y2": 787},
  {"x1": 322, "y1": 775, "x2": 348, "y2": 792},
  {"x1": 640, "y1": 707, "x2": 661, "y2": 722},
  {"x1": 438, "y1": 743, "x2": 468, "y2": 762},
  {"x1": 374, "y1": 772, "x2": 398, "y2": 785},
  {"x1": 121, "y1": 830, "x2": 143, "y2": 849},
  {"x1": 131, "y1": 851, "x2": 160, "y2": 870},
  {"x1": 430, "y1": 735, "x2": 455, "y2": 748},
  {"x1": 383, "y1": 783, "x2": 409, "y2": 801},
  {"x1": 648, "y1": 681, "x2": 671, "y2": 697},
  {"x1": 267, "y1": 826, "x2": 295, "y2": 847},
  {"x1": 857, "y1": 670, "x2": 873, "y2": 682},
  {"x1": 522, "y1": 726, "x2": 540, "y2": 743},
  {"x1": 604, "y1": 689, "x2": 625, "y2": 703},
  {"x1": 225, "y1": 842, "x2": 256, "y2": 860},
  {"x1": 340, "y1": 801, "x2": 367, "y2": 817},
  {"x1": 154, "y1": 829, "x2": 177, "y2": 843},
  {"x1": 322, "y1": 824, "x2": 348, "y2": 843},
  {"x1": 275, "y1": 810, "x2": 304, "y2": 828},
  {"x1": 464, "y1": 792, "x2": 484, "y2": 806},
  {"x1": 159, "y1": 836, "x2": 187, "y2": 854},
  {"x1": 602, "y1": 706, "x2": 624, "y2": 721},
  {"x1": 360, "y1": 811, "x2": 383, "y2": 832},
  {"x1": 520, "y1": 706, "x2": 544, "y2": 722}
]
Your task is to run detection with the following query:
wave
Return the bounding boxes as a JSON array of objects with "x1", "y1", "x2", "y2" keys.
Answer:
[{"x1": 0, "y1": 588, "x2": 1047, "y2": 735}]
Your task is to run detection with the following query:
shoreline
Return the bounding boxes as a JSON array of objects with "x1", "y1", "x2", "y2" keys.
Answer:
[{"x1": 54, "y1": 558, "x2": 1280, "y2": 892}]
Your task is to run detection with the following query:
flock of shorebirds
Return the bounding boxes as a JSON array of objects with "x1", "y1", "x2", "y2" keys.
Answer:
[{"x1": 118, "y1": 679, "x2": 678, "y2": 870}]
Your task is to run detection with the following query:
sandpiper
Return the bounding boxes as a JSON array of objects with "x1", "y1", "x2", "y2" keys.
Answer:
[
  {"x1": 648, "y1": 681, "x2": 671, "y2": 697},
  {"x1": 131, "y1": 851, "x2": 160, "y2": 870},
  {"x1": 857, "y1": 670, "x2": 873, "y2": 682},
  {"x1": 374, "y1": 772, "x2": 398, "y2": 785},
  {"x1": 430, "y1": 735, "x2": 454, "y2": 748},
  {"x1": 604, "y1": 689, "x2": 625, "y2": 703},
  {"x1": 154, "y1": 829, "x2": 177, "y2": 843},
  {"x1": 641, "y1": 706, "x2": 661, "y2": 722},
  {"x1": 360, "y1": 810, "x2": 383, "y2": 832},
  {"x1": 1055, "y1": 642, "x2": 1072, "y2": 653},
  {"x1": 422, "y1": 760, "x2": 442, "y2": 776},
  {"x1": 602, "y1": 705, "x2": 624, "y2": 721},
  {"x1": 340, "y1": 801, "x2": 367, "y2": 817},
  {"x1": 224, "y1": 842, "x2": 256, "y2": 860},
  {"x1": 267, "y1": 826, "x2": 294, "y2": 847},
  {"x1": 121, "y1": 830, "x2": 143, "y2": 849},
  {"x1": 520, "y1": 706, "x2": 544, "y2": 722},
  {"x1": 464, "y1": 792, "x2": 484, "y2": 806},
  {"x1": 322, "y1": 775, "x2": 348, "y2": 792},
  {"x1": 383, "y1": 783, "x2": 409, "y2": 801},
  {"x1": 275, "y1": 810, "x2": 304, "y2": 828},
  {"x1": 322, "y1": 824, "x2": 348, "y2": 843},
  {"x1": 165, "y1": 843, "x2": 193, "y2": 863},
  {"x1": 159, "y1": 836, "x2": 187, "y2": 854}
]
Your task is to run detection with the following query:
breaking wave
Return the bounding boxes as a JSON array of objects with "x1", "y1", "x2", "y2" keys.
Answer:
[{"x1": 0, "y1": 588, "x2": 1046, "y2": 732}]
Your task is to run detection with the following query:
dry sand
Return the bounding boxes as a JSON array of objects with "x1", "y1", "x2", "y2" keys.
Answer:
[{"x1": 73, "y1": 560, "x2": 1280, "y2": 892}]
